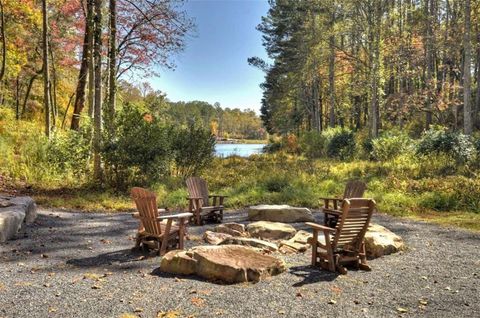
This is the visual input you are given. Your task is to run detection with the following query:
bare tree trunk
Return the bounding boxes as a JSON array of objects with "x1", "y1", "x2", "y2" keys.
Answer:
[
  {"x1": 42, "y1": 0, "x2": 50, "y2": 138},
  {"x1": 106, "y1": 0, "x2": 117, "y2": 135},
  {"x1": 464, "y1": 0, "x2": 472, "y2": 134},
  {"x1": 328, "y1": 11, "x2": 336, "y2": 128},
  {"x1": 93, "y1": 0, "x2": 103, "y2": 181},
  {"x1": 87, "y1": 0, "x2": 95, "y2": 119},
  {"x1": 15, "y1": 76, "x2": 19, "y2": 120},
  {"x1": 71, "y1": 0, "x2": 93, "y2": 130},
  {"x1": 22, "y1": 72, "x2": 39, "y2": 116},
  {"x1": 49, "y1": 42, "x2": 57, "y2": 129},
  {"x1": 0, "y1": 0, "x2": 6, "y2": 82},
  {"x1": 475, "y1": 22, "x2": 480, "y2": 128},
  {"x1": 424, "y1": 0, "x2": 434, "y2": 129}
]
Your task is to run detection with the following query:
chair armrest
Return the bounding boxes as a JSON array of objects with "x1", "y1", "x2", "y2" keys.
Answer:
[
  {"x1": 157, "y1": 212, "x2": 193, "y2": 220},
  {"x1": 306, "y1": 222, "x2": 336, "y2": 233}
]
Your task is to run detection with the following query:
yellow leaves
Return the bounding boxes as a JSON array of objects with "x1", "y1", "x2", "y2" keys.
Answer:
[
  {"x1": 157, "y1": 310, "x2": 182, "y2": 318},
  {"x1": 190, "y1": 297, "x2": 206, "y2": 308},
  {"x1": 119, "y1": 314, "x2": 138, "y2": 318}
]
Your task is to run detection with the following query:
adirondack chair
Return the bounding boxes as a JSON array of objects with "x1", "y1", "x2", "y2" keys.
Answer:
[
  {"x1": 306, "y1": 198, "x2": 375, "y2": 274},
  {"x1": 186, "y1": 177, "x2": 226, "y2": 225},
  {"x1": 321, "y1": 180, "x2": 366, "y2": 227},
  {"x1": 131, "y1": 187, "x2": 192, "y2": 256}
]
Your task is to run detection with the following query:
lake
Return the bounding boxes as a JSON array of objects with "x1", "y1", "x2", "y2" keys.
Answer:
[{"x1": 215, "y1": 143, "x2": 266, "y2": 157}]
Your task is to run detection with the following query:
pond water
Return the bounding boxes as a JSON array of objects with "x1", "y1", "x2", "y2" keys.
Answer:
[{"x1": 215, "y1": 143, "x2": 266, "y2": 157}]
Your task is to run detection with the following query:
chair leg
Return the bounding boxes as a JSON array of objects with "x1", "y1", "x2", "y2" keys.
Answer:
[
  {"x1": 358, "y1": 242, "x2": 371, "y2": 271},
  {"x1": 311, "y1": 229, "x2": 318, "y2": 266},
  {"x1": 134, "y1": 233, "x2": 142, "y2": 250}
]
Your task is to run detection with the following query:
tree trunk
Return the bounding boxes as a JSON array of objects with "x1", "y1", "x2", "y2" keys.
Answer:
[
  {"x1": 475, "y1": 22, "x2": 480, "y2": 128},
  {"x1": 328, "y1": 11, "x2": 336, "y2": 128},
  {"x1": 424, "y1": 0, "x2": 434, "y2": 129},
  {"x1": 93, "y1": 0, "x2": 103, "y2": 181},
  {"x1": 87, "y1": 0, "x2": 95, "y2": 119},
  {"x1": 22, "y1": 72, "x2": 39, "y2": 116},
  {"x1": 71, "y1": 0, "x2": 94, "y2": 130},
  {"x1": 0, "y1": 0, "x2": 6, "y2": 82},
  {"x1": 42, "y1": 0, "x2": 50, "y2": 138},
  {"x1": 464, "y1": 0, "x2": 472, "y2": 134},
  {"x1": 106, "y1": 0, "x2": 117, "y2": 135}
]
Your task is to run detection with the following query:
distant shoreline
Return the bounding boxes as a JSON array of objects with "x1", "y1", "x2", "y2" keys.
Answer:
[{"x1": 216, "y1": 138, "x2": 267, "y2": 144}]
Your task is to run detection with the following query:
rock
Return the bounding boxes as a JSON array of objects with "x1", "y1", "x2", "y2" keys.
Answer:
[
  {"x1": 364, "y1": 223, "x2": 405, "y2": 258},
  {"x1": 214, "y1": 223, "x2": 248, "y2": 237},
  {"x1": 160, "y1": 245, "x2": 286, "y2": 283},
  {"x1": 289, "y1": 230, "x2": 313, "y2": 245},
  {"x1": 194, "y1": 245, "x2": 285, "y2": 283},
  {"x1": 279, "y1": 240, "x2": 308, "y2": 253},
  {"x1": 246, "y1": 221, "x2": 296, "y2": 240},
  {"x1": 0, "y1": 196, "x2": 37, "y2": 242},
  {"x1": 203, "y1": 231, "x2": 232, "y2": 245},
  {"x1": 247, "y1": 205, "x2": 315, "y2": 223},
  {"x1": 219, "y1": 237, "x2": 278, "y2": 251},
  {"x1": 160, "y1": 250, "x2": 197, "y2": 275}
]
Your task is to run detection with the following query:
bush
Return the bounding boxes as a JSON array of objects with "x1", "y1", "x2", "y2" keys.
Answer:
[
  {"x1": 172, "y1": 123, "x2": 216, "y2": 177},
  {"x1": 102, "y1": 104, "x2": 173, "y2": 189},
  {"x1": 47, "y1": 125, "x2": 92, "y2": 176},
  {"x1": 416, "y1": 127, "x2": 475, "y2": 164},
  {"x1": 324, "y1": 128, "x2": 355, "y2": 160},
  {"x1": 371, "y1": 131, "x2": 413, "y2": 161},
  {"x1": 299, "y1": 131, "x2": 326, "y2": 158}
]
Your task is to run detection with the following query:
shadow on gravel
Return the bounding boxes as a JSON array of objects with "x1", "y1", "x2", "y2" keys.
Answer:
[
  {"x1": 66, "y1": 249, "x2": 153, "y2": 267},
  {"x1": 289, "y1": 265, "x2": 338, "y2": 286},
  {"x1": 151, "y1": 267, "x2": 217, "y2": 284}
]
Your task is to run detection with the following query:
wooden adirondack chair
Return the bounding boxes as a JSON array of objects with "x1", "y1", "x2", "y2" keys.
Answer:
[
  {"x1": 306, "y1": 198, "x2": 375, "y2": 274},
  {"x1": 131, "y1": 187, "x2": 192, "y2": 256},
  {"x1": 186, "y1": 177, "x2": 226, "y2": 225},
  {"x1": 321, "y1": 180, "x2": 366, "y2": 227}
]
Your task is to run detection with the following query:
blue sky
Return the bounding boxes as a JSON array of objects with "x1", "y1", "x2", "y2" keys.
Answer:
[{"x1": 150, "y1": 0, "x2": 270, "y2": 113}]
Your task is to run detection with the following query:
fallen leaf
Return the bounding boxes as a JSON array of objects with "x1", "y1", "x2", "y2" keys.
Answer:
[
  {"x1": 91, "y1": 284, "x2": 102, "y2": 289},
  {"x1": 296, "y1": 292, "x2": 303, "y2": 298},
  {"x1": 157, "y1": 310, "x2": 182, "y2": 318},
  {"x1": 41, "y1": 254, "x2": 48, "y2": 258},
  {"x1": 278, "y1": 310, "x2": 285, "y2": 315},
  {"x1": 396, "y1": 307, "x2": 408, "y2": 313},
  {"x1": 191, "y1": 297, "x2": 206, "y2": 308},
  {"x1": 83, "y1": 273, "x2": 102, "y2": 281},
  {"x1": 119, "y1": 314, "x2": 137, "y2": 318},
  {"x1": 100, "y1": 239, "x2": 112, "y2": 244},
  {"x1": 328, "y1": 299, "x2": 337, "y2": 305},
  {"x1": 48, "y1": 307, "x2": 57, "y2": 313},
  {"x1": 134, "y1": 308, "x2": 143, "y2": 313},
  {"x1": 419, "y1": 299, "x2": 428, "y2": 305}
]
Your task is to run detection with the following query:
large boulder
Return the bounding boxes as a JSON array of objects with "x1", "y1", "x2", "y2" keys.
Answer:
[
  {"x1": 160, "y1": 245, "x2": 286, "y2": 283},
  {"x1": 214, "y1": 223, "x2": 249, "y2": 237},
  {"x1": 364, "y1": 223, "x2": 405, "y2": 258},
  {"x1": 203, "y1": 230, "x2": 232, "y2": 245},
  {"x1": 160, "y1": 250, "x2": 197, "y2": 275},
  {"x1": 219, "y1": 237, "x2": 278, "y2": 252},
  {"x1": 0, "y1": 196, "x2": 37, "y2": 242},
  {"x1": 247, "y1": 205, "x2": 314, "y2": 223},
  {"x1": 246, "y1": 221, "x2": 296, "y2": 240}
]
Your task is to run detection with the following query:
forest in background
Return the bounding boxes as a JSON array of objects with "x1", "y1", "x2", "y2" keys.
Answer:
[{"x1": 250, "y1": 0, "x2": 480, "y2": 137}]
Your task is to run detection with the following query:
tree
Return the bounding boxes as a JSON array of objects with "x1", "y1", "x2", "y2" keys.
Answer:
[
  {"x1": 42, "y1": 0, "x2": 50, "y2": 137},
  {"x1": 464, "y1": 0, "x2": 472, "y2": 135},
  {"x1": 93, "y1": 0, "x2": 103, "y2": 180},
  {"x1": 106, "y1": 0, "x2": 117, "y2": 136},
  {"x1": 71, "y1": 0, "x2": 94, "y2": 130}
]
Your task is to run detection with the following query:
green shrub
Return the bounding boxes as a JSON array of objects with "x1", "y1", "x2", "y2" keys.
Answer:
[
  {"x1": 299, "y1": 131, "x2": 326, "y2": 158},
  {"x1": 371, "y1": 131, "x2": 413, "y2": 161},
  {"x1": 102, "y1": 104, "x2": 172, "y2": 189},
  {"x1": 416, "y1": 127, "x2": 475, "y2": 164},
  {"x1": 172, "y1": 123, "x2": 215, "y2": 177},
  {"x1": 324, "y1": 128, "x2": 355, "y2": 160},
  {"x1": 263, "y1": 175, "x2": 290, "y2": 192}
]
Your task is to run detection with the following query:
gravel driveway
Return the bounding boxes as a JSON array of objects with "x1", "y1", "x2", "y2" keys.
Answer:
[{"x1": 0, "y1": 209, "x2": 479, "y2": 318}]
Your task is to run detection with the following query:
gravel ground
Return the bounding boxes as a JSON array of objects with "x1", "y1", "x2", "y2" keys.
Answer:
[{"x1": 0, "y1": 209, "x2": 479, "y2": 318}]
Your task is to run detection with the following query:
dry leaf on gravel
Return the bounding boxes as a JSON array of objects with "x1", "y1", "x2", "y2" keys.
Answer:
[
  {"x1": 119, "y1": 314, "x2": 138, "y2": 318},
  {"x1": 157, "y1": 310, "x2": 182, "y2": 318},
  {"x1": 397, "y1": 307, "x2": 408, "y2": 313},
  {"x1": 328, "y1": 299, "x2": 337, "y2": 305},
  {"x1": 191, "y1": 297, "x2": 206, "y2": 308}
]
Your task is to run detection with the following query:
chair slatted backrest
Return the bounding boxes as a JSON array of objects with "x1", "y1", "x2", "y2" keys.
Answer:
[
  {"x1": 333, "y1": 198, "x2": 375, "y2": 250},
  {"x1": 186, "y1": 177, "x2": 209, "y2": 206},
  {"x1": 131, "y1": 187, "x2": 162, "y2": 237},
  {"x1": 343, "y1": 180, "x2": 366, "y2": 199}
]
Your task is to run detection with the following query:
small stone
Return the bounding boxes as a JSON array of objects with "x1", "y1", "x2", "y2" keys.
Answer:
[{"x1": 328, "y1": 299, "x2": 337, "y2": 305}]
